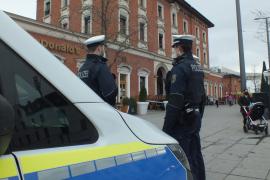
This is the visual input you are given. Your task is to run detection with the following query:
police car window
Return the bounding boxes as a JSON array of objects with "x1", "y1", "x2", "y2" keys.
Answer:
[
  {"x1": 0, "y1": 40, "x2": 98, "y2": 151},
  {"x1": 15, "y1": 75, "x2": 69, "y2": 128}
]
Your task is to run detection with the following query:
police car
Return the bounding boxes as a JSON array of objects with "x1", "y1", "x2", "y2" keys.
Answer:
[{"x1": 0, "y1": 11, "x2": 192, "y2": 180}]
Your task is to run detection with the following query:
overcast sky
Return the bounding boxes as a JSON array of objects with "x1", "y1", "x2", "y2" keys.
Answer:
[
  {"x1": 186, "y1": 0, "x2": 270, "y2": 73},
  {"x1": 1, "y1": 0, "x2": 270, "y2": 73}
]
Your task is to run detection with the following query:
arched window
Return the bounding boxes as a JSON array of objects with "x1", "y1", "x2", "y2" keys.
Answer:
[{"x1": 81, "y1": 9, "x2": 92, "y2": 34}]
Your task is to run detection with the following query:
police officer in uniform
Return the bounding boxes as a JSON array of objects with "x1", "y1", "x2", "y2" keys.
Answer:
[
  {"x1": 163, "y1": 35, "x2": 206, "y2": 180},
  {"x1": 78, "y1": 35, "x2": 118, "y2": 106}
]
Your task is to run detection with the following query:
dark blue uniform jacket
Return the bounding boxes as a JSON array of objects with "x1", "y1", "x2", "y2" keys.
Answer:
[
  {"x1": 163, "y1": 52, "x2": 205, "y2": 137},
  {"x1": 78, "y1": 54, "x2": 118, "y2": 106}
]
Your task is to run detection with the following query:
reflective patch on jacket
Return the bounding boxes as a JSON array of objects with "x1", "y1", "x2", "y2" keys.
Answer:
[
  {"x1": 190, "y1": 64, "x2": 203, "y2": 72},
  {"x1": 171, "y1": 74, "x2": 177, "y2": 84},
  {"x1": 78, "y1": 70, "x2": 89, "y2": 79}
]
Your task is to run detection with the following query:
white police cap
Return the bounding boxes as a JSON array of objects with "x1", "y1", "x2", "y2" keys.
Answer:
[
  {"x1": 84, "y1": 35, "x2": 105, "y2": 47},
  {"x1": 172, "y1": 34, "x2": 195, "y2": 47}
]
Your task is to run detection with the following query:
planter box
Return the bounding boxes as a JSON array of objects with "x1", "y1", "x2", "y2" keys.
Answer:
[
  {"x1": 137, "y1": 102, "x2": 149, "y2": 115},
  {"x1": 120, "y1": 105, "x2": 129, "y2": 113}
]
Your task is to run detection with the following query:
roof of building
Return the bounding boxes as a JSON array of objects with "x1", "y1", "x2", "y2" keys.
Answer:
[{"x1": 170, "y1": 0, "x2": 214, "y2": 28}]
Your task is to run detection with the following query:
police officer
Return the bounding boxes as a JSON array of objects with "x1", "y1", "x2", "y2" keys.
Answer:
[
  {"x1": 162, "y1": 34, "x2": 206, "y2": 180},
  {"x1": 78, "y1": 35, "x2": 118, "y2": 106}
]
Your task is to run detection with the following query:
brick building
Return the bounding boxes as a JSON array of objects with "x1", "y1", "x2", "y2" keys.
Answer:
[
  {"x1": 9, "y1": 0, "x2": 234, "y2": 102},
  {"x1": 223, "y1": 74, "x2": 241, "y2": 97}
]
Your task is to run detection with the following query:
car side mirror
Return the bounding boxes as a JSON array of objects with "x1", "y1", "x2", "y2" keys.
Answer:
[{"x1": 0, "y1": 95, "x2": 15, "y2": 155}]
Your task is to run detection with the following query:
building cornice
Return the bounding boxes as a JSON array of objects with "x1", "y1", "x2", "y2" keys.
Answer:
[
  {"x1": 168, "y1": 0, "x2": 214, "y2": 28},
  {"x1": 7, "y1": 11, "x2": 89, "y2": 44},
  {"x1": 7, "y1": 11, "x2": 173, "y2": 65}
]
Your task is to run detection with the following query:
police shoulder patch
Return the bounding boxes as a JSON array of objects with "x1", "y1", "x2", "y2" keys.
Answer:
[{"x1": 171, "y1": 74, "x2": 177, "y2": 84}]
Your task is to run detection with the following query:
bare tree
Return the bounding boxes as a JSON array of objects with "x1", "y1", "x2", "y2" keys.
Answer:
[
  {"x1": 92, "y1": 0, "x2": 149, "y2": 69},
  {"x1": 251, "y1": 64, "x2": 261, "y2": 92},
  {"x1": 253, "y1": 10, "x2": 270, "y2": 44}
]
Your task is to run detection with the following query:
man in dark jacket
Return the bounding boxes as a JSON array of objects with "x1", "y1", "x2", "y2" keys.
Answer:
[
  {"x1": 78, "y1": 35, "x2": 118, "y2": 106},
  {"x1": 163, "y1": 34, "x2": 206, "y2": 180}
]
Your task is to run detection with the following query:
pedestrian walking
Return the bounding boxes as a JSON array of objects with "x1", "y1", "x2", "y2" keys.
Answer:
[
  {"x1": 215, "y1": 99, "x2": 219, "y2": 108},
  {"x1": 162, "y1": 34, "x2": 206, "y2": 180},
  {"x1": 238, "y1": 89, "x2": 252, "y2": 128},
  {"x1": 228, "y1": 94, "x2": 233, "y2": 106},
  {"x1": 78, "y1": 35, "x2": 118, "y2": 106}
]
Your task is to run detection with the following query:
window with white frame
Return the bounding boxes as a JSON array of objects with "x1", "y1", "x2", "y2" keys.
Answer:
[
  {"x1": 119, "y1": 8, "x2": 129, "y2": 37},
  {"x1": 157, "y1": 3, "x2": 164, "y2": 20},
  {"x1": 210, "y1": 83, "x2": 213, "y2": 96},
  {"x1": 203, "y1": 51, "x2": 208, "y2": 65},
  {"x1": 172, "y1": 12, "x2": 177, "y2": 27},
  {"x1": 214, "y1": 85, "x2": 218, "y2": 98},
  {"x1": 44, "y1": 0, "x2": 51, "y2": 16},
  {"x1": 139, "y1": 0, "x2": 146, "y2": 9},
  {"x1": 158, "y1": 33, "x2": 164, "y2": 50},
  {"x1": 84, "y1": 15, "x2": 91, "y2": 34},
  {"x1": 81, "y1": 9, "x2": 92, "y2": 34},
  {"x1": 219, "y1": 85, "x2": 223, "y2": 98},
  {"x1": 183, "y1": 19, "x2": 188, "y2": 34},
  {"x1": 203, "y1": 31, "x2": 206, "y2": 43},
  {"x1": 138, "y1": 16, "x2": 148, "y2": 48},
  {"x1": 196, "y1": 47, "x2": 200, "y2": 59},
  {"x1": 204, "y1": 82, "x2": 209, "y2": 95},
  {"x1": 61, "y1": 0, "x2": 68, "y2": 8},
  {"x1": 195, "y1": 26, "x2": 200, "y2": 39},
  {"x1": 120, "y1": 15, "x2": 127, "y2": 35},
  {"x1": 139, "y1": 22, "x2": 145, "y2": 41}
]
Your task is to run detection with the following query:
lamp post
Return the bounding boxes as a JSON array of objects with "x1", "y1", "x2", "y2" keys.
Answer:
[
  {"x1": 235, "y1": 0, "x2": 247, "y2": 91},
  {"x1": 255, "y1": 17, "x2": 270, "y2": 69}
]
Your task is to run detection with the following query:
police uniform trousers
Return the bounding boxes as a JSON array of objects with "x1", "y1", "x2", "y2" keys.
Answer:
[{"x1": 176, "y1": 111, "x2": 205, "y2": 180}]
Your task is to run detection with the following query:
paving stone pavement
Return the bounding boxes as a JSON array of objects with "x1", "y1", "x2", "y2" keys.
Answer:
[{"x1": 137, "y1": 105, "x2": 270, "y2": 180}]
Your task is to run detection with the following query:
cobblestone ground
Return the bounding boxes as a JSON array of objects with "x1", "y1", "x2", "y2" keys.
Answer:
[{"x1": 137, "y1": 105, "x2": 270, "y2": 180}]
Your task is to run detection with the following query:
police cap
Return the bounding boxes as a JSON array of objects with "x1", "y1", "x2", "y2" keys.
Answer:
[
  {"x1": 172, "y1": 34, "x2": 195, "y2": 47},
  {"x1": 84, "y1": 35, "x2": 105, "y2": 48}
]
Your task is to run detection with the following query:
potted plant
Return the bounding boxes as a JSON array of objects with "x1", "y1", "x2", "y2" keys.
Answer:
[
  {"x1": 121, "y1": 97, "x2": 130, "y2": 113},
  {"x1": 137, "y1": 87, "x2": 149, "y2": 115},
  {"x1": 128, "y1": 97, "x2": 137, "y2": 115}
]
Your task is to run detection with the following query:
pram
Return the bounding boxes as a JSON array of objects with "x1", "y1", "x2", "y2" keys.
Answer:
[{"x1": 242, "y1": 102, "x2": 268, "y2": 135}]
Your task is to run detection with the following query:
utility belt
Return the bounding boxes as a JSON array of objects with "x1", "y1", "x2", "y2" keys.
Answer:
[
  {"x1": 178, "y1": 103, "x2": 200, "y2": 127},
  {"x1": 184, "y1": 103, "x2": 200, "y2": 114}
]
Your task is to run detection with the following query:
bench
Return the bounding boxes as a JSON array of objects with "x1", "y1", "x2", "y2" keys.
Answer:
[{"x1": 147, "y1": 95, "x2": 167, "y2": 110}]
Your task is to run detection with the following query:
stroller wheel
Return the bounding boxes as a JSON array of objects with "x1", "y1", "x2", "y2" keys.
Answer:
[
  {"x1": 255, "y1": 129, "x2": 258, "y2": 135},
  {"x1": 243, "y1": 125, "x2": 248, "y2": 133},
  {"x1": 265, "y1": 127, "x2": 268, "y2": 135}
]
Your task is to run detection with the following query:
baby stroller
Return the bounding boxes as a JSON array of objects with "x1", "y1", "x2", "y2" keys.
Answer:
[{"x1": 242, "y1": 102, "x2": 268, "y2": 135}]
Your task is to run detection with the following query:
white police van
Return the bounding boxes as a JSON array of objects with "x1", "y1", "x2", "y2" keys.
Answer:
[{"x1": 0, "y1": 11, "x2": 192, "y2": 180}]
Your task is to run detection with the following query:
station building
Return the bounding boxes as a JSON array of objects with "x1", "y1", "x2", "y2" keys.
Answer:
[{"x1": 8, "y1": 0, "x2": 235, "y2": 102}]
